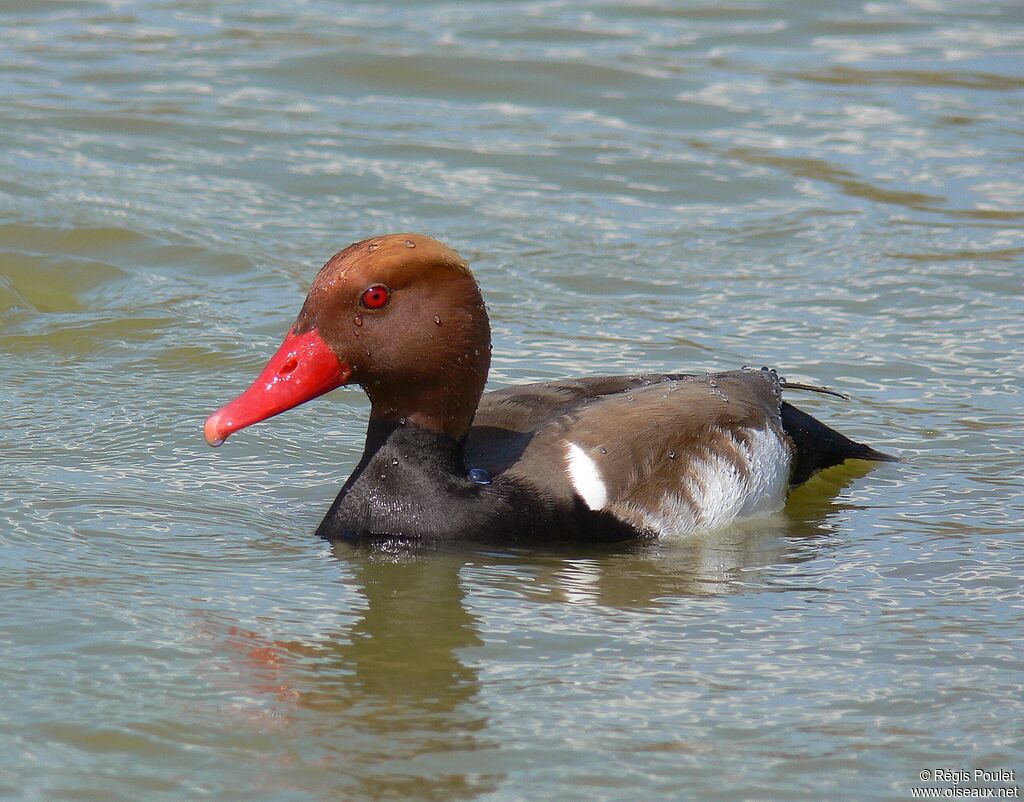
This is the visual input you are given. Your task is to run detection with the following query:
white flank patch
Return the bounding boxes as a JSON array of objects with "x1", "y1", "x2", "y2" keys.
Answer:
[
  {"x1": 565, "y1": 442, "x2": 608, "y2": 510},
  {"x1": 627, "y1": 426, "x2": 791, "y2": 537},
  {"x1": 735, "y1": 426, "x2": 792, "y2": 516}
]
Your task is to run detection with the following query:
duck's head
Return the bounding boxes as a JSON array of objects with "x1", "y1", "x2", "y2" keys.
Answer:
[{"x1": 204, "y1": 234, "x2": 491, "y2": 446}]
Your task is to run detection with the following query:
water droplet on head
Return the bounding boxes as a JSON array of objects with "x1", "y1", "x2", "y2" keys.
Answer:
[
  {"x1": 391, "y1": 458, "x2": 399, "y2": 466},
  {"x1": 433, "y1": 315, "x2": 442, "y2": 326},
  {"x1": 468, "y1": 467, "x2": 492, "y2": 485},
  {"x1": 599, "y1": 447, "x2": 608, "y2": 454},
  {"x1": 398, "y1": 416, "x2": 406, "y2": 425},
  {"x1": 404, "y1": 239, "x2": 416, "y2": 248},
  {"x1": 368, "y1": 241, "x2": 380, "y2": 252},
  {"x1": 353, "y1": 314, "x2": 363, "y2": 327},
  {"x1": 709, "y1": 380, "x2": 717, "y2": 387},
  {"x1": 668, "y1": 450, "x2": 677, "y2": 460}
]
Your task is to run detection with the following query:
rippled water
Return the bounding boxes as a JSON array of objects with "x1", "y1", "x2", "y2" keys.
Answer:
[{"x1": 2, "y1": 1, "x2": 1022, "y2": 800}]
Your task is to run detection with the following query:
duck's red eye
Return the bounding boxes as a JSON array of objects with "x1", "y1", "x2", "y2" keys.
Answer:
[{"x1": 360, "y1": 285, "x2": 390, "y2": 309}]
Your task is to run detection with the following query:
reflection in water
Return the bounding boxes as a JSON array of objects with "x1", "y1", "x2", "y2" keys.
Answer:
[
  {"x1": 320, "y1": 544, "x2": 484, "y2": 708},
  {"x1": 201, "y1": 464, "x2": 868, "y2": 799},
  {"x1": 210, "y1": 545, "x2": 499, "y2": 801},
  {"x1": 301, "y1": 549, "x2": 497, "y2": 802},
  {"x1": 480, "y1": 461, "x2": 878, "y2": 609},
  {"x1": 318, "y1": 545, "x2": 497, "y2": 801}
]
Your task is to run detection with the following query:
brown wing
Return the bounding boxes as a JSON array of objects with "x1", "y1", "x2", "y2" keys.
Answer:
[
  {"x1": 466, "y1": 373, "x2": 689, "y2": 476},
  {"x1": 465, "y1": 370, "x2": 786, "y2": 507}
]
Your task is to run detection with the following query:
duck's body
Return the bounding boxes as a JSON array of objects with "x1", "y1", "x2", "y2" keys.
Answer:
[{"x1": 205, "y1": 234, "x2": 894, "y2": 543}]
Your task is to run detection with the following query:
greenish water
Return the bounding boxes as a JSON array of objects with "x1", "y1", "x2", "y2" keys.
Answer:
[{"x1": 2, "y1": 2, "x2": 1022, "y2": 800}]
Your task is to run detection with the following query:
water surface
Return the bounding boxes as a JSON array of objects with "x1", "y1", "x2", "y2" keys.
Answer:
[{"x1": 1, "y1": 1, "x2": 1022, "y2": 800}]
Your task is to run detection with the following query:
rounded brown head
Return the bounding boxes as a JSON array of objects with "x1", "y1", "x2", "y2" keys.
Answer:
[{"x1": 204, "y1": 234, "x2": 491, "y2": 445}]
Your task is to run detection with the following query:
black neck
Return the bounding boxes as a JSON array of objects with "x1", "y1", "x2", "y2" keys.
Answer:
[
  {"x1": 359, "y1": 419, "x2": 467, "y2": 475},
  {"x1": 315, "y1": 420, "x2": 474, "y2": 540}
]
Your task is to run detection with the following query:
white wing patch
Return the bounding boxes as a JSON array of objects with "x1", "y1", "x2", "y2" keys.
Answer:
[{"x1": 565, "y1": 442, "x2": 608, "y2": 510}]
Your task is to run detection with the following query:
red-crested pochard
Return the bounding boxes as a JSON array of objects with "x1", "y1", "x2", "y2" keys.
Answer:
[{"x1": 204, "y1": 234, "x2": 895, "y2": 542}]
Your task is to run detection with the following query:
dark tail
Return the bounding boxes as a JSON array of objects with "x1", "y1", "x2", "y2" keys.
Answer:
[{"x1": 781, "y1": 401, "x2": 897, "y2": 485}]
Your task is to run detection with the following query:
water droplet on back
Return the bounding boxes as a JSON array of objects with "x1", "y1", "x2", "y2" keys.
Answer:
[
  {"x1": 433, "y1": 315, "x2": 442, "y2": 325},
  {"x1": 468, "y1": 467, "x2": 492, "y2": 485},
  {"x1": 404, "y1": 239, "x2": 416, "y2": 248},
  {"x1": 668, "y1": 450, "x2": 677, "y2": 460}
]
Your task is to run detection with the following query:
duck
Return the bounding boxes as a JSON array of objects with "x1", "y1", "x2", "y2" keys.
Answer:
[{"x1": 204, "y1": 233, "x2": 895, "y2": 542}]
